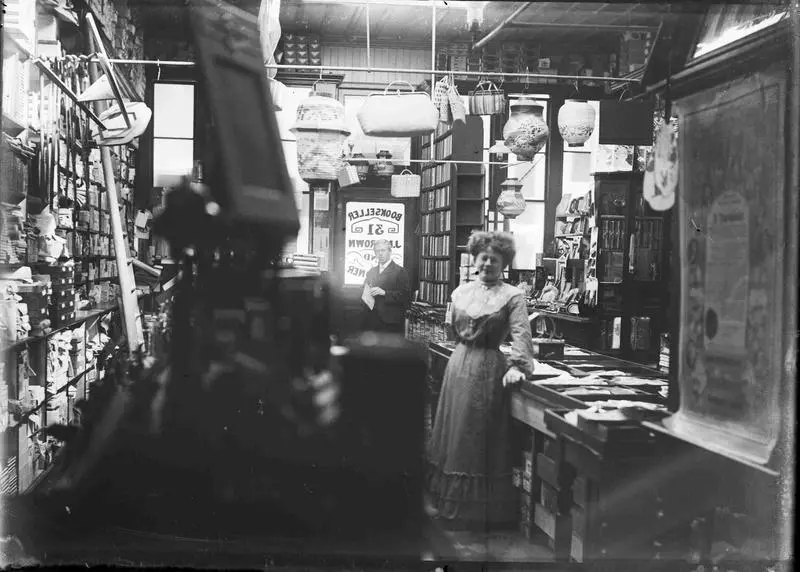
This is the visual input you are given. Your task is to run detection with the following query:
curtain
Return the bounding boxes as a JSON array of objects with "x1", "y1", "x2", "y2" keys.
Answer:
[{"x1": 258, "y1": 0, "x2": 282, "y2": 79}]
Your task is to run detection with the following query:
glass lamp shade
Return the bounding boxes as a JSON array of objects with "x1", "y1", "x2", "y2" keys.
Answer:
[
  {"x1": 502, "y1": 96, "x2": 549, "y2": 161},
  {"x1": 489, "y1": 139, "x2": 510, "y2": 155},
  {"x1": 557, "y1": 99, "x2": 596, "y2": 147},
  {"x1": 496, "y1": 177, "x2": 527, "y2": 219},
  {"x1": 291, "y1": 91, "x2": 350, "y2": 181}
]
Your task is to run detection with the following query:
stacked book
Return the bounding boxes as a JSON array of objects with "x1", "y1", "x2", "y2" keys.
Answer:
[
  {"x1": 659, "y1": 333, "x2": 670, "y2": 373},
  {"x1": 288, "y1": 253, "x2": 321, "y2": 275}
]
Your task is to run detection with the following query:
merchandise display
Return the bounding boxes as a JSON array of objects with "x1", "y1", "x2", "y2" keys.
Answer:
[{"x1": 0, "y1": 0, "x2": 793, "y2": 569}]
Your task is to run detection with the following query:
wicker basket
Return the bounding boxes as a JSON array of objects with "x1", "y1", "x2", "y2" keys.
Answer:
[{"x1": 391, "y1": 169, "x2": 421, "y2": 198}]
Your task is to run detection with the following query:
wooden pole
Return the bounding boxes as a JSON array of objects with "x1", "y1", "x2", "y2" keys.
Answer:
[{"x1": 85, "y1": 15, "x2": 144, "y2": 355}]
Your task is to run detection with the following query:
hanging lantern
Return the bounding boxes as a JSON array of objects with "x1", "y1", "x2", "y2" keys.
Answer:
[
  {"x1": 350, "y1": 153, "x2": 370, "y2": 181},
  {"x1": 502, "y1": 96, "x2": 549, "y2": 161},
  {"x1": 496, "y1": 177, "x2": 527, "y2": 219},
  {"x1": 374, "y1": 150, "x2": 395, "y2": 177},
  {"x1": 558, "y1": 99, "x2": 596, "y2": 147},
  {"x1": 290, "y1": 89, "x2": 350, "y2": 182}
]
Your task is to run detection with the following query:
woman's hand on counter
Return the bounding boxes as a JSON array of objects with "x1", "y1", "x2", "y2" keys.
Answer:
[{"x1": 502, "y1": 366, "x2": 526, "y2": 387}]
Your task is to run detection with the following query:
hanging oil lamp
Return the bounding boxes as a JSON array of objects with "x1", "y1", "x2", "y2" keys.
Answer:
[
  {"x1": 496, "y1": 177, "x2": 527, "y2": 219},
  {"x1": 374, "y1": 150, "x2": 395, "y2": 177},
  {"x1": 350, "y1": 152, "x2": 370, "y2": 181}
]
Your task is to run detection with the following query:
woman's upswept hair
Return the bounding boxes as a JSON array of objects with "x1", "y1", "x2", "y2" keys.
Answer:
[{"x1": 467, "y1": 231, "x2": 516, "y2": 267}]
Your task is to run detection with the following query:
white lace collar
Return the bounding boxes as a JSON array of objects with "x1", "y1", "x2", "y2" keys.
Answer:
[{"x1": 453, "y1": 281, "x2": 521, "y2": 319}]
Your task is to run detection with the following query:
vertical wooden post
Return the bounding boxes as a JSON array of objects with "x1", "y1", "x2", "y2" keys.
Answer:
[{"x1": 544, "y1": 94, "x2": 565, "y2": 256}]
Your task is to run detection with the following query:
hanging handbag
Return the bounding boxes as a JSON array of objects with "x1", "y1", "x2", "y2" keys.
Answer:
[
  {"x1": 357, "y1": 81, "x2": 438, "y2": 137},
  {"x1": 390, "y1": 169, "x2": 421, "y2": 198},
  {"x1": 468, "y1": 81, "x2": 506, "y2": 115},
  {"x1": 447, "y1": 84, "x2": 467, "y2": 125},
  {"x1": 433, "y1": 77, "x2": 451, "y2": 124}
]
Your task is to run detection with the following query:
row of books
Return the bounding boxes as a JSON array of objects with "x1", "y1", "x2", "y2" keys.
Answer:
[
  {"x1": 421, "y1": 235, "x2": 451, "y2": 257},
  {"x1": 421, "y1": 185, "x2": 452, "y2": 213},
  {"x1": 418, "y1": 280, "x2": 450, "y2": 306},
  {"x1": 421, "y1": 163, "x2": 454, "y2": 189},
  {"x1": 421, "y1": 259, "x2": 452, "y2": 283},
  {"x1": 420, "y1": 210, "x2": 452, "y2": 235}
]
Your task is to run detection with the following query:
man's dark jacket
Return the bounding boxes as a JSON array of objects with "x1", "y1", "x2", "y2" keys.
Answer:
[{"x1": 362, "y1": 261, "x2": 411, "y2": 331}]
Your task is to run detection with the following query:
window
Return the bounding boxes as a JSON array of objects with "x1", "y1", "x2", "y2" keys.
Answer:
[
  {"x1": 506, "y1": 97, "x2": 549, "y2": 270},
  {"x1": 152, "y1": 83, "x2": 195, "y2": 187},
  {"x1": 275, "y1": 85, "x2": 313, "y2": 256}
]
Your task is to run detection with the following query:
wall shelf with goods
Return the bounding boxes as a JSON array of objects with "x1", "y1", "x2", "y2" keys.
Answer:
[
  {"x1": 416, "y1": 116, "x2": 485, "y2": 307},
  {"x1": 591, "y1": 170, "x2": 670, "y2": 363},
  {"x1": 1, "y1": 7, "x2": 148, "y2": 497},
  {"x1": 1, "y1": 305, "x2": 123, "y2": 496}
]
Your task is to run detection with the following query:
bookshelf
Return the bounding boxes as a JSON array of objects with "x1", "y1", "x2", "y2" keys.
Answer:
[{"x1": 416, "y1": 117, "x2": 485, "y2": 305}]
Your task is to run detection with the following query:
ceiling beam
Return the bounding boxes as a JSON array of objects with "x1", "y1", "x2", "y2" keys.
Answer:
[
  {"x1": 507, "y1": 21, "x2": 656, "y2": 32},
  {"x1": 472, "y1": 1, "x2": 534, "y2": 51}
]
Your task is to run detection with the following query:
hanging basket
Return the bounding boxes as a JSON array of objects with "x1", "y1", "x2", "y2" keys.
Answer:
[
  {"x1": 468, "y1": 81, "x2": 506, "y2": 116},
  {"x1": 391, "y1": 169, "x2": 421, "y2": 198}
]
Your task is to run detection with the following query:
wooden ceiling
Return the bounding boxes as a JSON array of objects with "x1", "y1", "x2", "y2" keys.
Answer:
[{"x1": 133, "y1": 1, "x2": 676, "y2": 47}]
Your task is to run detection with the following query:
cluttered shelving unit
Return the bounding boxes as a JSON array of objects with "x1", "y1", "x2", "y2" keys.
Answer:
[{"x1": 1, "y1": 1, "x2": 149, "y2": 497}]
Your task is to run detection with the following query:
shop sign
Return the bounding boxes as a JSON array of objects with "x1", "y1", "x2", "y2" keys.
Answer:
[{"x1": 344, "y1": 201, "x2": 405, "y2": 286}]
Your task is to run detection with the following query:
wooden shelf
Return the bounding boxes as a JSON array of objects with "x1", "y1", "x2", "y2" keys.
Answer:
[
  {"x1": 2, "y1": 111, "x2": 26, "y2": 138},
  {"x1": 420, "y1": 181, "x2": 452, "y2": 193},
  {"x1": 1, "y1": 304, "x2": 119, "y2": 353},
  {"x1": 3, "y1": 30, "x2": 34, "y2": 60}
]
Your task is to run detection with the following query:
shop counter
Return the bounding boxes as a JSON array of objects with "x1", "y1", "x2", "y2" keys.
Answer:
[{"x1": 424, "y1": 340, "x2": 672, "y2": 562}]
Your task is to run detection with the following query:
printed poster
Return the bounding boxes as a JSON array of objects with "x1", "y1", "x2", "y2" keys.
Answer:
[
  {"x1": 668, "y1": 69, "x2": 786, "y2": 465},
  {"x1": 344, "y1": 201, "x2": 405, "y2": 286}
]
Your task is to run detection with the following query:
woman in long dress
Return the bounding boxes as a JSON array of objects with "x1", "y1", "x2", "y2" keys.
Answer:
[{"x1": 427, "y1": 231, "x2": 535, "y2": 531}]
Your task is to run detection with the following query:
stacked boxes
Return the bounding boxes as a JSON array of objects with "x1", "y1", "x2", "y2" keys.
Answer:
[
  {"x1": 501, "y1": 42, "x2": 523, "y2": 75},
  {"x1": 35, "y1": 264, "x2": 76, "y2": 327},
  {"x1": 448, "y1": 42, "x2": 471, "y2": 80},
  {"x1": 480, "y1": 44, "x2": 502, "y2": 75},
  {"x1": 16, "y1": 282, "x2": 52, "y2": 335},
  {"x1": 618, "y1": 31, "x2": 654, "y2": 75},
  {"x1": 281, "y1": 34, "x2": 322, "y2": 69}
]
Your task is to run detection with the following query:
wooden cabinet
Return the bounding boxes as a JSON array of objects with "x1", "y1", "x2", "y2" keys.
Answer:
[{"x1": 592, "y1": 171, "x2": 671, "y2": 364}]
